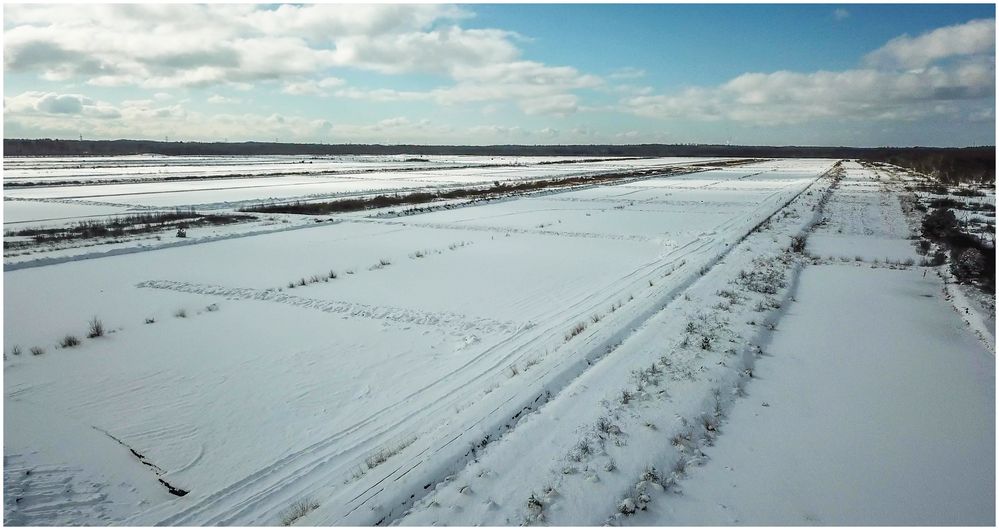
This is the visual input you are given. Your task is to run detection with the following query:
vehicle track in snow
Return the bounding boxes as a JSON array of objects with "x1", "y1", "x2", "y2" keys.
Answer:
[
  {"x1": 303, "y1": 165, "x2": 834, "y2": 526},
  {"x1": 392, "y1": 163, "x2": 842, "y2": 527},
  {"x1": 353, "y1": 219, "x2": 658, "y2": 242}
]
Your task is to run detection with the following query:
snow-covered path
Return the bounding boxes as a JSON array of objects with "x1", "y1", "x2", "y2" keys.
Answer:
[
  {"x1": 633, "y1": 264, "x2": 995, "y2": 525},
  {"x1": 626, "y1": 162, "x2": 995, "y2": 525}
]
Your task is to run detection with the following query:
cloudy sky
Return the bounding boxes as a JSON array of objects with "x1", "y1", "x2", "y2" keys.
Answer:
[{"x1": 3, "y1": 3, "x2": 995, "y2": 146}]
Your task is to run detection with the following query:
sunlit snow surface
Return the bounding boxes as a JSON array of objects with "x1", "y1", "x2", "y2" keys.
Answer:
[{"x1": 4, "y1": 157, "x2": 992, "y2": 526}]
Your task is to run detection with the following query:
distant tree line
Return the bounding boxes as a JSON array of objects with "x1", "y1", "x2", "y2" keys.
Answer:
[
  {"x1": 874, "y1": 149, "x2": 995, "y2": 184},
  {"x1": 4, "y1": 138, "x2": 993, "y2": 183}
]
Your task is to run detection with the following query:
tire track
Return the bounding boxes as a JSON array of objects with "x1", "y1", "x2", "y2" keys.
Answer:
[{"x1": 351, "y1": 219, "x2": 655, "y2": 242}]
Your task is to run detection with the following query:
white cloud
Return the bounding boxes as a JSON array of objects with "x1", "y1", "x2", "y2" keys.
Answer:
[
  {"x1": 281, "y1": 76, "x2": 345, "y2": 96},
  {"x1": 468, "y1": 125, "x2": 527, "y2": 137},
  {"x1": 4, "y1": 92, "x2": 469, "y2": 143},
  {"x1": 518, "y1": 94, "x2": 579, "y2": 116},
  {"x1": 969, "y1": 107, "x2": 995, "y2": 122},
  {"x1": 375, "y1": 116, "x2": 411, "y2": 129},
  {"x1": 5, "y1": 91, "x2": 120, "y2": 118},
  {"x1": 329, "y1": 27, "x2": 521, "y2": 76},
  {"x1": 625, "y1": 65, "x2": 994, "y2": 125},
  {"x1": 622, "y1": 19, "x2": 995, "y2": 126},
  {"x1": 207, "y1": 94, "x2": 242, "y2": 105},
  {"x1": 2, "y1": 5, "x2": 474, "y2": 87},
  {"x1": 833, "y1": 9, "x2": 850, "y2": 21},
  {"x1": 3, "y1": 4, "x2": 598, "y2": 116},
  {"x1": 331, "y1": 61, "x2": 599, "y2": 116},
  {"x1": 865, "y1": 18, "x2": 995, "y2": 69}
]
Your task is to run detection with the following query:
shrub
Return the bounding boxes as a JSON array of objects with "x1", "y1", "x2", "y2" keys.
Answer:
[
  {"x1": 754, "y1": 298, "x2": 781, "y2": 312},
  {"x1": 618, "y1": 498, "x2": 637, "y2": 515},
  {"x1": 526, "y1": 494, "x2": 544, "y2": 517},
  {"x1": 30, "y1": 346, "x2": 45, "y2": 356},
  {"x1": 736, "y1": 259, "x2": 786, "y2": 294},
  {"x1": 596, "y1": 417, "x2": 621, "y2": 436},
  {"x1": 60, "y1": 335, "x2": 81, "y2": 348},
  {"x1": 11, "y1": 345, "x2": 22, "y2": 356},
  {"x1": 280, "y1": 497, "x2": 319, "y2": 526},
  {"x1": 927, "y1": 251, "x2": 947, "y2": 266},
  {"x1": 928, "y1": 198, "x2": 961, "y2": 209},
  {"x1": 174, "y1": 309, "x2": 187, "y2": 318},
  {"x1": 953, "y1": 187, "x2": 986, "y2": 197},
  {"x1": 6, "y1": 210, "x2": 245, "y2": 245},
  {"x1": 87, "y1": 316, "x2": 105, "y2": 338},
  {"x1": 641, "y1": 466, "x2": 662, "y2": 484},
  {"x1": 144, "y1": 317, "x2": 156, "y2": 324},
  {"x1": 670, "y1": 455, "x2": 689, "y2": 479},
  {"x1": 241, "y1": 171, "x2": 656, "y2": 216},
  {"x1": 205, "y1": 303, "x2": 219, "y2": 312},
  {"x1": 953, "y1": 247, "x2": 987, "y2": 283},
  {"x1": 176, "y1": 228, "x2": 187, "y2": 238},
  {"x1": 790, "y1": 235, "x2": 807, "y2": 253},
  {"x1": 564, "y1": 322, "x2": 587, "y2": 341},
  {"x1": 922, "y1": 208, "x2": 958, "y2": 241}
]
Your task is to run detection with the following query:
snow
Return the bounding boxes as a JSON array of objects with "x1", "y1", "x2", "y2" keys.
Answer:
[
  {"x1": 3, "y1": 199, "x2": 136, "y2": 226},
  {"x1": 4, "y1": 398, "x2": 174, "y2": 526},
  {"x1": 6, "y1": 155, "x2": 723, "y2": 185},
  {"x1": 3, "y1": 156, "x2": 734, "y2": 266},
  {"x1": 805, "y1": 168, "x2": 920, "y2": 263},
  {"x1": 4, "y1": 157, "x2": 993, "y2": 526},
  {"x1": 392, "y1": 161, "x2": 837, "y2": 527},
  {"x1": 3, "y1": 156, "x2": 727, "y2": 214},
  {"x1": 633, "y1": 265, "x2": 995, "y2": 525}
]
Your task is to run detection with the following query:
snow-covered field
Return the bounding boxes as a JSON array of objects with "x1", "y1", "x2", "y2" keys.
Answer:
[
  {"x1": 3, "y1": 157, "x2": 993, "y2": 526},
  {"x1": 3, "y1": 155, "x2": 725, "y2": 219}
]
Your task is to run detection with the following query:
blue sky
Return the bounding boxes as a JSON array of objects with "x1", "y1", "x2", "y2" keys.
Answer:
[{"x1": 3, "y1": 3, "x2": 995, "y2": 146}]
